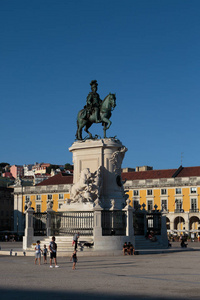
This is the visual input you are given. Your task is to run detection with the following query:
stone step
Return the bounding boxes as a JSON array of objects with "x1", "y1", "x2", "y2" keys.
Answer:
[
  {"x1": 30, "y1": 236, "x2": 94, "y2": 252},
  {"x1": 134, "y1": 236, "x2": 166, "y2": 249}
]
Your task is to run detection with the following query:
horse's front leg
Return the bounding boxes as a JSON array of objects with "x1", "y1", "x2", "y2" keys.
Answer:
[
  {"x1": 102, "y1": 118, "x2": 111, "y2": 138},
  {"x1": 102, "y1": 117, "x2": 111, "y2": 130},
  {"x1": 84, "y1": 123, "x2": 93, "y2": 139}
]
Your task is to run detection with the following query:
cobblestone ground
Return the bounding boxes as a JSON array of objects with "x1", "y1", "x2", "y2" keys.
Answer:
[{"x1": 0, "y1": 250, "x2": 200, "y2": 300}]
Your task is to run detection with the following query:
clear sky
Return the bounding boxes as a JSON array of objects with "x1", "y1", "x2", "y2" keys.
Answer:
[{"x1": 1, "y1": 0, "x2": 200, "y2": 170}]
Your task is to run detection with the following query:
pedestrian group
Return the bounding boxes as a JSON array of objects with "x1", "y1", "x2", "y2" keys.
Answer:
[{"x1": 34, "y1": 233, "x2": 80, "y2": 270}]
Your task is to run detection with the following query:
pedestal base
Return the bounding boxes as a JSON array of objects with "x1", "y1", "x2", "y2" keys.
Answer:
[{"x1": 69, "y1": 138, "x2": 127, "y2": 209}]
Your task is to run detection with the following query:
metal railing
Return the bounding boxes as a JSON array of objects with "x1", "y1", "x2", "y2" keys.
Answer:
[
  {"x1": 133, "y1": 213, "x2": 144, "y2": 235},
  {"x1": 146, "y1": 214, "x2": 161, "y2": 235},
  {"x1": 102, "y1": 210, "x2": 126, "y2": 236},
  {"x1": 33, "y1": 212, "x2": 47, "y2": 236},
  {"x1": 51, "y1": 211, "x2": 94, "y2": 236},
  {"x1": 189, "y1": 208, "x2": 199, "y2": 213},
  {"x1": 174, "y1": 209, "x2": 184, "y2": 213}
]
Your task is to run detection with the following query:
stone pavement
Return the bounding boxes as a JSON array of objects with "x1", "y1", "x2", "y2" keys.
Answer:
[
  {"x1": 1, "y1": 241, "x2": 200, "y2": 256},
  {"x1": 1, "y1": 250, "x2": 200, "y2": 300}
]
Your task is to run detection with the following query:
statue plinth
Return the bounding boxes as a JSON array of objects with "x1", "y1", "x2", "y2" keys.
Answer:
[{"x1": 69, "y1": 138, "x2": 127, "y2": 209}]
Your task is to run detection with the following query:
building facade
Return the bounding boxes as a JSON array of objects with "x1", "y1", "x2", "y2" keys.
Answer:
[
  {"x1": 13, "y1": 173, "x2": 73, "y2": 233},
  {"x1": 0, "y1": 186, "x2": 14, "y2": 232},
  {"x1": 122, "y1": 166, "x2": 200, "y2": 237},
  {"x1": 10, "y1": 165, "x2": 24, "y2": 178},
  {"x1": 23, "y1": 164, "x2": 34, "y2": 177},
  {"x1": 32, "y1": 163, "x2": 50, "y2": 175},
  {"x1": 13, "y1": 166, "x2": 200, "y2": 237}
]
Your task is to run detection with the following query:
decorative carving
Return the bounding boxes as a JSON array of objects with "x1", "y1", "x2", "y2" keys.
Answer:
[
  {"x1": 124, "y1": 198, "x2": 132, "y2": 209},
  {"x1": 154, "y1": 204, "x2": 158, "y2": 212},
  {"x1": 109, "y1": 146, "x2": 128, "y2": 207},
  {"x1": 110, "y1": 146, "x2": 127, "y2": 175},
  {"x1": 161, "y1": 203, "x2": 167, "y2": 213},
  {"x1": 14, "y1": 176, "x2": 22, "y2": 187},
  {"x1": 70, "y1": 167, "x2": 103, "y2": 204},
  {"x1": 24, "y1": 199, "x2": 32, "y2": 211},
  {"x1": 110, "y1": 199, "x2": 115, "y2": 210},
  {"x1": 47, "y1": 199, "x2": 54, "y2": 210},
  {"x1": 142, "y1": 203, "x2": 146, "y2": 211}
]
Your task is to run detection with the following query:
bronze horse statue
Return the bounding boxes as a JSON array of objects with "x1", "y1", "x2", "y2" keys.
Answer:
[{"x1": 76, "y1": 93, "x2": 116, "y2": 140}]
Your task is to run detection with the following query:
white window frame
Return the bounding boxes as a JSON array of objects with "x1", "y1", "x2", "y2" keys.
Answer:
[
  {"x1": 175, "y1": 198, "x2": 182, "y2": 210},
  {"x1": 133, "y1": 199, "x2": 139, "y2": 209},
  {"x1": 36, "y1": 204, "x2": 41, "y2": 212},
  {"x1": 59, "y1": 193, "x2": 64, "y2": 200},
  {"x1": 161, "y1": 199, "x2": 168, "y2": 211},
  {"x1": 191, "y1": 198, "x2": 197, "y2": 210},
  {"x1": 147, "y1": 200, "x2": 153, "y2": 211},
  {"x1": 175, "y1": 188, "x2": 181, "y2": 194},
  {"x1": 161, "y1": 189, "x2": 167, "y2": 195},
  {"x1": 147, "y1": 189, "x2": 153, "y2": 196},
  {"x1": 190, "y1": 187, "x2": 197, "y2": 194}
]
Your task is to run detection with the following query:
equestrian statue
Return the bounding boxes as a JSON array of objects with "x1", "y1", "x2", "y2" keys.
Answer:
[{"x1": 76, "y1": 80, "x2": 116, "y2": 140}]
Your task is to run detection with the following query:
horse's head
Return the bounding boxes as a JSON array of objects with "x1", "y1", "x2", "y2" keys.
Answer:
[
  {"x1": 101, "y1": 93, "x2": 116, "y2": 112},
  {"x1": 108, "y1": 93, "x2": 116, "y2": 109}
]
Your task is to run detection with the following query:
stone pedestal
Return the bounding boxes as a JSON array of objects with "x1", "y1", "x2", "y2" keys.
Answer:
[
  {"x1": 69, "y1": 138, "x2": 127, "y2": 210},
  {"x1": 23, "y1": 207, "x2": 34, "y2": 250},
  {"x1": 161, "y1": 215, "x2": 168, "y2": 247},
  {"x1": 46, "y1": 208, "x2": 55, "y2": 236},
  {"x1": 68, "y1": 138, "x2": 130, "y2": 251},
  {"x1": 123, "y1": 200, "x2": 134, "y2": 238},
  {"x1": 93, "y1": 207, "x2": 103, "y2": 242}
]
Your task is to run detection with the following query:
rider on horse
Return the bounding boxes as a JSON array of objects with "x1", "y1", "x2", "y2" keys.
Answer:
[
  {"x1": 86, "y1": 80, "x2": 102, "y2": 123},
  {"x1": 76, "y1": 80, "x2": 116, "y2": 140}
]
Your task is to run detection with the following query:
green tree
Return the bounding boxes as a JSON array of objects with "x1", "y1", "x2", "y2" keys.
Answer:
[
  {"x1": 64, "y1": 163, "x2": 73, "y2": 170},
  {"x1": 46, "y1": 164, "x2": 60, "y2": 174},
  {"x1": 0, "y1": 162, "x2": 10, "y2": 172}
]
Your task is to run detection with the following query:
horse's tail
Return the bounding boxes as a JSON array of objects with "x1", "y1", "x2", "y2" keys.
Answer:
[{"x1": 75, "y1": 118, "x2": 79, "y2": 139}]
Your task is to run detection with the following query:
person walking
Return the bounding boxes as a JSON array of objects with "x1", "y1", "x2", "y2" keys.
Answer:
[
  {"x1": 70, "y1": 250, "x2": 78, "y2": 270},
  {"x1": 35, "y1": 240, "x2": 43, "y2": 265},
  {"x1": 43, "y1": 244, "x2": 48, "y2": 264},
  {"x1": 49, "y1": 236, "x2": 59, "y2": 268},
  {"x1": 72, "y1": 232, "x2": 79, "y2": 250}
]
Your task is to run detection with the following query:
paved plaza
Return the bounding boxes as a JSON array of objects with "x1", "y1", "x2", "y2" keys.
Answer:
[{"x1": 0, "y1": 249, "x2": 200, "y2": 300}]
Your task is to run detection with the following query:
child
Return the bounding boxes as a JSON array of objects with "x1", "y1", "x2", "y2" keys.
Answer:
[
  {"x1": 35, "y1": 240, "x2": 43, "y2": 265},
  {"x1": 70, "y1": 250, "x2": 78, "y2": 270},
  {"x1": 49, "y1": 236, "x2": 59, "y2": 268},
  {"x1": 43, "y1": 244, "x2": 48, "y2": 264}
]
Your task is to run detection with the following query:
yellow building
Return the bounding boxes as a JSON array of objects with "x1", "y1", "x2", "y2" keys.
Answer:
[
  {"x1": 122, "y1": 165, "x2": 200, "y2": 237},
  {"x1": 14, "y1": 166, "x2": 200, "y2": 237},
  {"x1": 14, "y1": 173, "x2": 73, "y2": 233}
]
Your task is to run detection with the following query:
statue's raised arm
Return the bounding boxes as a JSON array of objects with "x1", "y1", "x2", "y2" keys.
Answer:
[{"x1": 76, "y1": 80, "x2": 116, "y2": 140}]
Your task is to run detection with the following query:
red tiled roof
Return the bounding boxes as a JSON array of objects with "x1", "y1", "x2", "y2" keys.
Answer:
[
  {"x1": 41, "y1": 163, "x2": 50, "y2": 167},
  {"x1": 121, "y1": 169, "x2": 177, "y2": 181},
  {"x1": 36, "y1": 166, "x2": 200, "y2": 186},
  {"x1": 36, "y1": 173, "x2": 73, "y2": 186},
  {"x1": 121, "y1": 166, "x2": 200, "y2": 181},
  {"x1": 176, "y1": 166, "x2": 200, "y2": 177}
]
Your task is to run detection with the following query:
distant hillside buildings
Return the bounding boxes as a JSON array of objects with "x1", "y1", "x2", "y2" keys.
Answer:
[{"x1": 0, "y1": 162, "x2": 73, "y2": 233}]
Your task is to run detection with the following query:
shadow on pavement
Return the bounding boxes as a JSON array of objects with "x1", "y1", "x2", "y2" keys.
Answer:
[{"x1": 0, "y1": 288, "x2": 192, "y2": 300}]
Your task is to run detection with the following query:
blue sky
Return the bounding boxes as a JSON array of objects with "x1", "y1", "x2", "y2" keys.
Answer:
[{"x1": 1, "y1": 0, "x2": 200, "y2": 170}]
